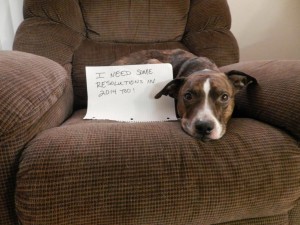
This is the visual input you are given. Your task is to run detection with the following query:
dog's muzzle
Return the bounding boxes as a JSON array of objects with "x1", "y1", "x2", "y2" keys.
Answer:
[{"x1": 181, "y1": 118, "x2": 224, "y2": 141}]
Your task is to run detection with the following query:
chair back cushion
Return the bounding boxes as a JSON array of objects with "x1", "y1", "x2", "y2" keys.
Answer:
[
  {"x1": 14, "y1": 0, "x2": 239, "y2": 109},
  {"x1": 81, "y1": 0, "x2": 189, "y2": 43}
]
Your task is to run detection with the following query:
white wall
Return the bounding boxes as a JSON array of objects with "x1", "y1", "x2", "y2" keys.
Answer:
[
  {"x1": 0, "y1": 0, "x2": 23, "y2": 50},
  {"x1": 228, "y1": 0, "x2": 300, "y2": 61}
]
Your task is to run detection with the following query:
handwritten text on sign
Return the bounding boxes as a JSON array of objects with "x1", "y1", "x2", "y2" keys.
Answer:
[{"x1": 84, "y1": 64, "x2": 177, "y2": 122}]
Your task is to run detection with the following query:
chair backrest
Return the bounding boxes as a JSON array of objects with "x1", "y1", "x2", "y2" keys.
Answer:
[{"x1": 14, "y1": 0, "x2": 239, "y2": 109}]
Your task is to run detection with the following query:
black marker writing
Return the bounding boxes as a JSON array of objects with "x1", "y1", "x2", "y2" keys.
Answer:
[
  {"x1": 98, "y1": 89, "x2": 117, "y2": 98},
  {"x1": 119, "y1": 88, "x2": 135, "y2": 95},
  {"x1": 96, "y1": 72, "x2": 105, "y2": 79},
  {"x1": 96, "y1": 79, "x2": 144, "y2": 88},
  {"x1": 137, "y1": 68, "x2": 153, "y2": 75},
  {"x1": 147, "y1": 79, "x2": 156, "y2": 84},
  {"x1": 110, "y1": 70, "x2": 131, "y2": 78}
]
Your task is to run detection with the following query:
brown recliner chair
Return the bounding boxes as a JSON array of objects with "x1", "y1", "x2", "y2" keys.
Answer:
[{"x1": 1, "y1": 0, "x2": 299, "y2": 224}]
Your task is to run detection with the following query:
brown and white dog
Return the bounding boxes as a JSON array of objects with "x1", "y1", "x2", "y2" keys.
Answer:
[{"x1": 112, "y1": 49, "x2": 257, "y2": 141}]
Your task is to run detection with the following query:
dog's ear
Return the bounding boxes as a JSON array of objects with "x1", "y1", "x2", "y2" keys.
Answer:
[
  {"x1": 226, "y1": 70, "x2": 257, "y2": 91},
  {"x1": 155, "y1": 78, "x2": 185, "y2": 99}
]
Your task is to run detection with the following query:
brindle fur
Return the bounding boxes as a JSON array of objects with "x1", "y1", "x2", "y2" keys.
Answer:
[{"x1": 112, "y1": 49, "x2": 257, "y2": 140}]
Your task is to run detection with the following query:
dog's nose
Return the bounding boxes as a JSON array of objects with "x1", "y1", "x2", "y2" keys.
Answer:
[{"x1": 195, "y1": 121, "x2": 214, "y2": 135}]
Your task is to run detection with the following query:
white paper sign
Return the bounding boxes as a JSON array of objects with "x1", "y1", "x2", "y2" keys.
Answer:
[{"x1": 84, "y1": 63, "x2": 177, "y2": 122}]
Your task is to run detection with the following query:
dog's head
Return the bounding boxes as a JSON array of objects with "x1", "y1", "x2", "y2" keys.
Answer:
[{"x1": 155, "y1": 70, "x2": 257, "y2": 141}]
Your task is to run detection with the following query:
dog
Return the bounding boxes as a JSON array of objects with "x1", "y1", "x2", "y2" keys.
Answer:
[{"x1": 112, "y1": 49, "x2": 257, "y2": 141}]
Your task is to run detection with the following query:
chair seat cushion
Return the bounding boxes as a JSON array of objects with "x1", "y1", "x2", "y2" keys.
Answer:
[{"x1": 15, "y1": 109, "x2": 300, "y2": 225}]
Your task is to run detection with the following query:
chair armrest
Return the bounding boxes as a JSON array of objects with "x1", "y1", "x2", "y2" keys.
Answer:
[
  {"x1": 0, "y1": 51, "x2": 73, "y2": 224},
  {"x1": 0, "y1": 51, "x2": 73, "y2": 145},
  {"x1": 221, "y1": 60, "x2": 300, "y2": 139}
]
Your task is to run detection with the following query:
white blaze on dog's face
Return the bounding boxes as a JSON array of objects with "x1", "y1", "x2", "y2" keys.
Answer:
[{"x1": 155, "y1": 70, "x2": 257, "y2": 141}]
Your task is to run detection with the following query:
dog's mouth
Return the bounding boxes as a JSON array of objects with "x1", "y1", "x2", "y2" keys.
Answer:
[{"x1": 193, "y1": 133, "x2": 214, "y2": 142}]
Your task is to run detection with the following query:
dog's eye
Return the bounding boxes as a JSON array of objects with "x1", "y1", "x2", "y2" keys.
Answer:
[
  {"x1": 220, "y1": 93, "x2": 229, "y2": 102},
  {"x1": 184, "y1": 92, "x2": 193, "y2": 101}
]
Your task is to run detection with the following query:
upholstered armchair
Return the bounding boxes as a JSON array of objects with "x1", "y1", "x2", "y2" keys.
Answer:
[{"x1": 0, "y1": 0, "x2": 299, "y2": 224}]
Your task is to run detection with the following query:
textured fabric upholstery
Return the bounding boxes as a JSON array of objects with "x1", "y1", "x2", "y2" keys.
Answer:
[
  {"x1": 80, "y1": 0, "x2": 189, "y2": 42},
  {"x1": 16, "y1": 110, "x2": 300, "y2": 225},
  {"x1": 183, "y1": 0, "x2": 238, "y2": 66},
  {"x1": 14, "y1": 0, "x2": 239, "y2": 109},
  {"x1": 0, "y1": 0, "x2": 298, "y2": 225},
  {"x1": 0, "y1": 51, "x2": 73, "y2": 225},
  {"x1": 221, "y1": 60, "x2": 300, "y2": 140}
]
